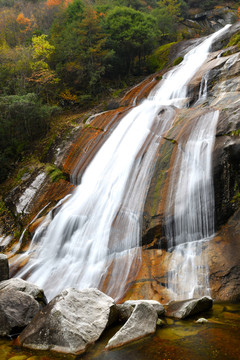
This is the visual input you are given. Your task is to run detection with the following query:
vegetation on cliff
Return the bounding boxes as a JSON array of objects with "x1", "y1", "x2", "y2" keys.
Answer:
[{"x1": 0, "y1": 0, "x2": 239, "y2": 185}]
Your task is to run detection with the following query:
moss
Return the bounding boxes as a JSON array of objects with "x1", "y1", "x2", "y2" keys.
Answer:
[
  {"x1": 229, "y1": 129, "x2": 240, "y2": 136},
  {"x1": 146, "y1": 42, "x2": 177, "y2": 73},
  {"x1": 45, "y1": 164, "x2": 66, "y2": 183},
  {"x1": 172, "y1": 56, "x2": 183, "y2": 66},
  {"x1": 226, "y1": 31, "x2": 240, "y2": 50},
  {"x1": 231, "y1": 192, "x2": 240, "y2": 205},
  {"x1": 112, "y1": 89, "x2": 123, "y2": 98},
  {"x1": 84, "y1": 124, "x2": 104, "y2": 132}
]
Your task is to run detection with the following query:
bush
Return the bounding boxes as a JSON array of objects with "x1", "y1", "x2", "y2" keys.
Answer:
[{"x1": 0, "y1": 93, "x2": 59, "y2": 183}]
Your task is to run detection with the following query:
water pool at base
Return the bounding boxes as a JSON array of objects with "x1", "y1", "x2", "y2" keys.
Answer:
[{"x1": 1, "y1": 302, "x2": 240, "y2": 360}]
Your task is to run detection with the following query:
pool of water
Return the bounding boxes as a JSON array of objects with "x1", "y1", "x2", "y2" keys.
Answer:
[{"x1": 1, "y1": 303, "x2": 240, "y2": 360}]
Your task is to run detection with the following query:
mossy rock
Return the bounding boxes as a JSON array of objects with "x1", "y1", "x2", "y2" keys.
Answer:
[{"x1": 146, "y1": 42, "x2": 177, "y2": 73}]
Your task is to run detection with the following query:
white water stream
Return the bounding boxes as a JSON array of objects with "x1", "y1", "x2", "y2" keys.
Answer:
[
  {"x1": 165, "y1": 110, "x2": 219, "y2": 299},
  {"x1": 14, "y1": 25, "x2": 230, "y2": 301}
]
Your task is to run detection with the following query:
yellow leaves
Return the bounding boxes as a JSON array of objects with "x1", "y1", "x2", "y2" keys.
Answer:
[
  {"x1": 32, "y1": 34, "x2": 55, "y2": 60},
  {"x1": 59, "y1": 89, "x2": 78, "y2": 101}
]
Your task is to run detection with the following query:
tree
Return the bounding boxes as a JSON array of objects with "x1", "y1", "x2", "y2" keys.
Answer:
[
  {"x1": 152, "y1": 0, "x2": 186, "y2": 39},
  {"x1": 0, "y1": 93, "x2": 59, "y2": 183},
  {"x1": 28, "y1": 34, "x2": 59, "y2": 101},
  {"x1": 105, "y1": 6, "x2": 159, "y2": 75},
  {"x1": 51, "y1": 3, "x2": 110, "y2": 97}
]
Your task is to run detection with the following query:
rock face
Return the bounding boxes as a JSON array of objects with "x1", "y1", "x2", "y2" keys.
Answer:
[
  {"x1": 165, "y1": 297, "x2": 213, "y2": 319},
  {"x1": 0, "y1": 278, "x2": 47, "y2": 308},
  {"x1": 0, "y1": 254, "x2": 9, "y2": 281},
  {"x1": 19, "y1": 288, "x2": 116, "y2": 355},
  {"x1": 0, "y1": 289, "x2": 40, "y2": 337},
  {"x1": 106, "y1": 302, "x2": 158, "y2": 350}
]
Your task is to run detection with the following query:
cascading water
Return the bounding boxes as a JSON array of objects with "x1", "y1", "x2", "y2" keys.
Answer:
[
  {"x1": 165, "y1": 110, "x2": 219, "y2": 300},
  {"x1": 14, "y1": 25, "x2": 230, "y2": 301}
]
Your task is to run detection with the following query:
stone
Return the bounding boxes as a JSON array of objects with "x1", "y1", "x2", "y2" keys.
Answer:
[
  {"x1": 124, "y1": 299, "x2": 165, "y2": 316},
  {"x1": 106, "y1": 302, "x2": 158, "y2": 350},
  {"x1": 116, "y1": 303, "x2": 133, "y2": 323},
  {"x1": 0, "y1": 254, "x2": 9, "y2": 281},
  {"x1": 19, "y1": 288, "x2": 116, "y2": 355},
  {"x1": 0, "y1": 278, "x2": 47, "y2": 308},
  {"x1": 195, "y1": 317, "x2": 208, "y2": 323},
  {"x1": 165, "y1": 296, "x2": 213, "y2": 319},
  {"x1": 0, "y1": 289, "x2": 40, "y2": 337},
  {"x1": 157, "y1": 318, "x2": 164, "y2": 326}
]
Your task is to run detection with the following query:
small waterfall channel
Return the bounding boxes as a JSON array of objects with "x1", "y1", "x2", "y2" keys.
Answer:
[
  {"x1": 14, "y1": 25, "x2": 230, "y2": 301},
  {"x1": 165, "y1": 110, "x2": 219, "y2": 300}
]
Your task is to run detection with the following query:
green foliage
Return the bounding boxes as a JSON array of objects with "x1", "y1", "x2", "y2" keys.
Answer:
[
  {"x1": 45, "y1": 163, "x2": 66, "y2": 182},
  {"x1": 146, "y1": 41, "x2": 176, "y2": 72},
  {"x1": 151, "y1": 0, "x2": 186, "y2": 40},
  {"x1": 66, "y1": 0, "x2": 85, "y2": 22},
  {"x1": 105, "y1": 6, "x2": 160, "y2": 75},
  {"x1": 0, "y1": 93, "x2": 59, "y2": 183},
  {"x1": 227, "y1": 32, "x2": 240, "y2": 50}
]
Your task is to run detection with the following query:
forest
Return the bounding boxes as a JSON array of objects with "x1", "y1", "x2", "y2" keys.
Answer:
[{"x1": 0, "y1": 0, "x2": 239, "y2": 183}]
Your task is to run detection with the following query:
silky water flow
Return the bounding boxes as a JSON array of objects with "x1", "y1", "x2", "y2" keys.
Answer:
[{"x1": 14, "y1": 25, "x2": 230, "y2": 301}]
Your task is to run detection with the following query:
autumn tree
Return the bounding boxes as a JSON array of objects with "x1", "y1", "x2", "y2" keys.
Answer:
[{"x1": 28, "y1": 34, "x2": 59, "y2": 101}]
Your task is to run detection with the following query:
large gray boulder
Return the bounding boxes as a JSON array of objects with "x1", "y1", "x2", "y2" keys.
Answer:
[
  {"x1": 0, "y1": 254, "x2": 9, "y2": 281},
  {"x1": 124, "y1": 299, "x2": 165, "y2": 316},
  {"x1": 165, "y1": 296, "x2": 213, "y2": 319},
  {"x1": 0, "y1": 289, "x2": 40, "y2": 337},
  {"x1": 19, "y1": 288, "x2": 116, "y2": 355},
  {"x1": 106, "y1": 302, "x2": 158, "y2": 350},
  {"x1": 0, "y1": 278, "x2": 47, "y2": 307}
]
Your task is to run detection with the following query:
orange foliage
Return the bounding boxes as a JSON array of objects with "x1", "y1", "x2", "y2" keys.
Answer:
[
  {"x1": 16, "y1": 12, "x2": 34, "y2": 32},
  {"x1": 45, "y1": 0, "x2": 73, "y2": 8},
  {"x1": 238, "y1": 6, "x2": 240, "y2": 20}
]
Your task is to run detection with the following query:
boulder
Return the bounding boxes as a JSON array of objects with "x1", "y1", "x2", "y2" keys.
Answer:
[
  {"x1": 106, "y1": 302, "x2": 158, "y2": 350},
  {"x1": 0, "y1": 289, "x2": 40, "y2": 337},
  {"x1": 124, "y1": 299, "x2": 165, "y2": 316},
  {"x1": 0, "y1": 278, "x2": 47, "y2": 308},
  {"x1": 116, "y1": 303, "x2": 133, "y2": 323},
  {"x1": 19, "y1": 288, "x2": 116, "y2": 355},
  {"x1": 165, "y1": 296, "x2": 213, "y2": 319},
  {"x1": 0, "y1": 254, "x2": 9, "y2": 281}
]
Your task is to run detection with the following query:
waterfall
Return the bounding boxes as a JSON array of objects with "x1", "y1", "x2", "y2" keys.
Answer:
[
  {"x1": 14, "y1": 25, "x2": 230, "y2": 301},
  {"x1": 165, "y1": 110, "x2": 219, "y2": 300}
]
